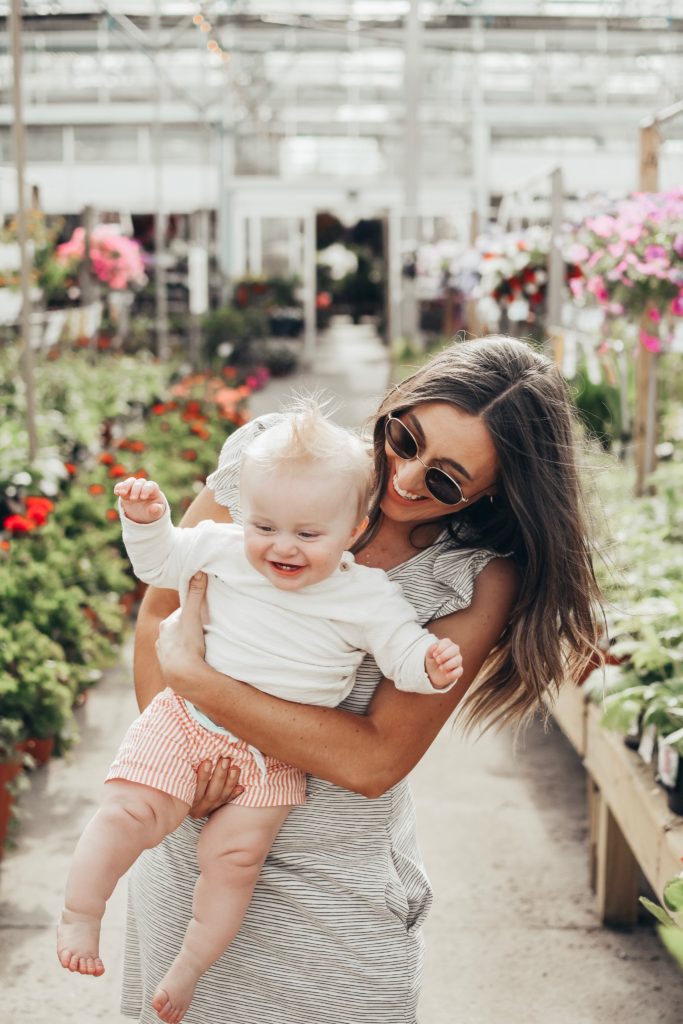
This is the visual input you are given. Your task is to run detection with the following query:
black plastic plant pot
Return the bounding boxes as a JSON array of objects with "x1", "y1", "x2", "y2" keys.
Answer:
[{"x1": 657, "y1": 742, "x2": 683, "y2": 816}]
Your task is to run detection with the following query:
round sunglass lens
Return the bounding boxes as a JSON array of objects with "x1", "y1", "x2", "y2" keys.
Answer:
[
  {"x1": 387, "y1": 418, "x2": 417, "y2": 458},
  {"x1": 425, "y1": 469, "x2": 462, "y2": 505}
]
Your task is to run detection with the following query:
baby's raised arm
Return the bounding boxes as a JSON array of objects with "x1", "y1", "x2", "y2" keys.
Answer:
[{"x1": 114, "y1": 476, "x2": 167, "y2": 524}]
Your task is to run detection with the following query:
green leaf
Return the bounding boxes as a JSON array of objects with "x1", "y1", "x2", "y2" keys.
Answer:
[
  {"x1": 663, "y1": 876, "x2": 683, "y2": 914},
  {"x1": 659, "y1": 925, "x2": 683, "y2": 969},
  {"x1": 639, "y1": 896, "x2": 676, "y2": 928}
]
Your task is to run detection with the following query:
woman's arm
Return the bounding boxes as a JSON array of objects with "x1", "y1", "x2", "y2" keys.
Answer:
[
  {"x1": 158, "y1": 557, "x2": 519, "y2": 798},
  {"x1": 133, "y1": 486, "x2": 233, "y2": 712}
]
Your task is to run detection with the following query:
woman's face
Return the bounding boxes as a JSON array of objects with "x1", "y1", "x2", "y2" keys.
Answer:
[{"x1": 380, "y1": 401, "x2": 499, "y2": 526}]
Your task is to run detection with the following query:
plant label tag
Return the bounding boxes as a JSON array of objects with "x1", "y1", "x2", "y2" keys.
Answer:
[
  {"x1": 658, "y1": 743, "x2": 680, "y2": 790},
  {"x1": 638, "y1": 724, "x2": 657, "y2": 765}
]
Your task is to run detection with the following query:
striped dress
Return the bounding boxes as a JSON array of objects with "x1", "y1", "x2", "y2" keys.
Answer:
[{"x1": 121, "y1": 414, "x2": 498, "y2": 1024}]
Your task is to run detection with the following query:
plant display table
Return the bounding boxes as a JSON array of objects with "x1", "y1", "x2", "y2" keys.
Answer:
[{"x1": 552, "y1": 684, "x2": 683, "y2": 925}]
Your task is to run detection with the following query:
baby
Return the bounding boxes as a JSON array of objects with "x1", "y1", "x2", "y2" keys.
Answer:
[{"x1": 57, "y1": 404, "x2": 463, "y2": 1024}]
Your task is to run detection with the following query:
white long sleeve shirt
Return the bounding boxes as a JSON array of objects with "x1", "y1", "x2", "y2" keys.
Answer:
[{"x1": 121, "y1": 509, "x2": 450, "y2": 708}]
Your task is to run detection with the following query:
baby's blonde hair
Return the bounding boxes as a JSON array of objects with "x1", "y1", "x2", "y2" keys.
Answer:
[{"x1": 242, "y1": 398, "x2": 373, "y2": 521}]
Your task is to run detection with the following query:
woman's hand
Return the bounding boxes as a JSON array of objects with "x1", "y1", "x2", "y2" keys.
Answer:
[
  {"x1": 158, "y1": 571, "x2": 245, "y2": 815},
  {"x1": 155, "y1": 571, "x2": 209, "y2": 690},
  {"x1": 189, "y1": 757, "x2": 244, "y2": 818}
]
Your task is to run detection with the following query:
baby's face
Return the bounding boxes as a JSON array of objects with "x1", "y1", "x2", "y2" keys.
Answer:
[{"x1": 241, "y1": 461, "x2": 362, "y2": 591}]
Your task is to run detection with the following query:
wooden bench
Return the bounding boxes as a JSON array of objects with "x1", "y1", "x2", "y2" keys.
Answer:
[{"x1": 551, "y1": 684, "x2": 683, "y2": 925}]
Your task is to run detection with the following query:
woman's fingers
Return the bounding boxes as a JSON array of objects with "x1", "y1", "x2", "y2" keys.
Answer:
[{"x1": 181, "y1": 571, "x2": 209, "y2": 633}]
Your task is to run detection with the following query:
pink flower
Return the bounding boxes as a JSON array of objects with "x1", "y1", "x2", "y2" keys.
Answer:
[
  {"x1": 57, "y1": 226, "x2": 146, "y2": 290},
  {"x1": 622, "y1": 224, "x2": 643, "y2": 244},
  {"x1": 569, "y1": 277, "x2": 585, "y2": 299},
  {"x1": 648, "y1": 307, "x2": 662, "y2": 323},
  {"x1": 671, "y1": 290, "x2": 683, "y2": 316},
  {"x1": 645, "y1": 244, "x2": 667, "y2": 261},
  {"x1": 586, "y1": 215, "x2": 616, "y2": 238},
  {"x1": 639, "y1": 330, "x2": 662, "y2": 353},
  {"x1": 586, "y1": 276, "x2": 608, "y2": 303},
  {"x1": 566, "y1": 242, "x2": 590, "y2": 263}
]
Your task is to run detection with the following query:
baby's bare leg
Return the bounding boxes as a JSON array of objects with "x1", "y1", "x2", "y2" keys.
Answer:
[
  {"x1": 152, "y1": 803, "x2": 290, "y2": 1024},
  {"x1": 58, "y1": 780, "x2": 189, "y2": 977}
]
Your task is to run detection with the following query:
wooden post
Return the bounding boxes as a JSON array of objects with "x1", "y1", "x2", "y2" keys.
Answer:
[
  {"x1": 634, "y1": 123, "x2": 661, "y2": 496},
  {"x1": 595, "y1": 795, "x2": 641, "y2": 926},
  {"x1": 9, "y1": 0, "x2": 38, "y2": 463}
]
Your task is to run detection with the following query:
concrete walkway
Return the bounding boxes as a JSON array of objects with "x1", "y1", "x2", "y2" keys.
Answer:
[{"x1": 1, "y1": 319, "x2": 682, "y2": 1023}]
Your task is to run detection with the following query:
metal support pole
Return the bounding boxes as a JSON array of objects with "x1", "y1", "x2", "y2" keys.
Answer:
[
  {"x1": 385, "y1": 210, "x2": 402, "y2": 353},
  {"x1": 470, "y1": 35, "x2": 489, "y2": 231},
  {"x1": 302, "y1": 213, "x2": 317, "y2": 368},
  {"x1": 546, "y1": 167, "x2": 564, "y2": 345},
  {"x1": 153, "y1": 0, "x2": 169, "y2": 360},
  {"x1": 247, "y1": 216, "x2": 263, "y2": 276},
  {"x1": 402, "y1": 0, "x2": 421, "y2": 347},
  {"x1": 9, "y1": 0, "x2": 38, "y2": 463},
  {"x1": 188, "y1": 209, "x2": 209, "y2": 368}
]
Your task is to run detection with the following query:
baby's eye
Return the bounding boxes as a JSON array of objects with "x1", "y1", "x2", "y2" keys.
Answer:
[
  {"x1": 255, "y1": 524, "x2": 274, "y2": 533},
  {"x1": 298, "y1": 531, "x2": 320, "y2": 540}
]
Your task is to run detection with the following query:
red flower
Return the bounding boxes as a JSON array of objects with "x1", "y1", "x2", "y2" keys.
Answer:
[
  {"x1": 185, "y1": 401, "x2": 202, "y2": 416},
  {"x1": 128, "y1": 440, "x2": 145, "y2": 453},
  {"x1": 108, "y1": 464, "x2": 128, "y2": 479},
  {"x1": 151, "y1": 403, "x2": 167, "y2": 415},
  {"x1": 64, "y1": 462, "x2": 76, "y2": 475},
  {"x1": 181, "y1": 449, "x2": 198, "y2": 462},
  {"x1": 98, "y1": 453, "x2": 115, "y2": 465},
  {"x1": 106, "y1": 508, "x2": 119, "y2": 522},
  {"x1": 89, "y1": 484, "x2": 105, "y2": 495},
  {"x1": 133, "y1": 469, "x2": 148, "y2": 479},
  {"x1": 0, "y1": 539, "x2": 10, "y2": 551},
  {"x1": 25, "y1": 507, "x2": 49, "y2": 526},
  {"x1": 3, "y1": 514, "x2": 36, "y2": 533},
  {"x1": 26, "y1": 496, "x2": 54, "y2": 512},
  {"x1": 190, "y1": 423, "x2": 210, "y2": 439}
]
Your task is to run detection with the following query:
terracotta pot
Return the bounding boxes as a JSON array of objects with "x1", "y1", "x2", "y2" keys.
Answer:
[
  {"x1": 0, "y1": 761, "x2": 23, "y2": 854},
  {"x1": 16, "y1": 736, "x2": 55, "y2": 767}
]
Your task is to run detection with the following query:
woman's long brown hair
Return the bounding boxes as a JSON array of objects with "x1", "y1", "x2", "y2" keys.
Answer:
[{"x1": 359, "y1": 335, "x2": 603, "y2": 732}]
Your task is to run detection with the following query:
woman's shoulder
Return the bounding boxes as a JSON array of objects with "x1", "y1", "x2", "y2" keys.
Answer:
[{"x1": 402, "y1": 538, "x2": 513, "y2": 618}]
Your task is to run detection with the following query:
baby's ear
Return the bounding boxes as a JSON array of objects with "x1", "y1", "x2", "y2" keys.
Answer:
[{"x1": 350, "y1": 516, "x2": 369, "y2": 543}]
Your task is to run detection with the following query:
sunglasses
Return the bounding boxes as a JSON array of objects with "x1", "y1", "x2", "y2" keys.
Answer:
[{"x1": 384, "y1": 414, "x2": 468, "y2": 506}]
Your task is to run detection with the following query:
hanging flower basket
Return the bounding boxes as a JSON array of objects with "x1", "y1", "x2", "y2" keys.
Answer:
[{"x1": 566, "y1": 190, "x2": 683, "y2": 352}]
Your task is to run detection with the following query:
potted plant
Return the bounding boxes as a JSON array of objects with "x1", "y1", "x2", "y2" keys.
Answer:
[
  {"x1": 640, "y1": 873, "x2": 683, "y2": 967},
  {"x1": 657, "y1": 725, "x2": 683, "y2": 815},
  {"x1": 0, "y1": 717, "x2": 26, "y2": 852}
]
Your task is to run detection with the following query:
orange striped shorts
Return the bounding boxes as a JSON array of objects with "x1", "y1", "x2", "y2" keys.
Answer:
[{"x1": 106, "y1": 687, "x2": 307, "y2": 809}]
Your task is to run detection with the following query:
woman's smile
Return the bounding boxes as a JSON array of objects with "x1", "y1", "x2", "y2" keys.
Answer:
[{"x1": 391, "y1": 474, "x2": 427, "y2": 503}]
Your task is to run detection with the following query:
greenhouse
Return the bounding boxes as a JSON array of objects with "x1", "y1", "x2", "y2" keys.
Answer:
[{"x1": 1, "y1": 2, "x2": 683, "y2": 1022}]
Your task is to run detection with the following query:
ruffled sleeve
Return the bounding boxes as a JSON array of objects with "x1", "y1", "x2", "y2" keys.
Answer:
[
  {"x1": 430, "y1": 545, "x2": 504, "y2": 619},
  {"x1": 206, "y1": 412, "x2": 284, "y2": 523}
]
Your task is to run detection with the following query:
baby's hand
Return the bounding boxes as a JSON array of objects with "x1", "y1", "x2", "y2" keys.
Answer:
[
  {"x1": 425, "y1": 637, "x2": 463, "y2": 690},
  {"x1": 113, "y1": 477, "x2": 167, "y2": 524}
]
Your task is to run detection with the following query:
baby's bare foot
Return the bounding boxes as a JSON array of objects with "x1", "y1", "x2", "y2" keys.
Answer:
[
  {"x1": 56, "y1": 908, "x2": 105, "y2": 977},
  {"x1": 152, "y1": 957, "x2": 201, "y2": 1023}
]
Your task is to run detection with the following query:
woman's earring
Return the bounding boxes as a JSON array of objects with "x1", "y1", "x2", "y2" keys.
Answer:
[{"x1": 488, "y1": 495, "x2": 494, "y2": 504}]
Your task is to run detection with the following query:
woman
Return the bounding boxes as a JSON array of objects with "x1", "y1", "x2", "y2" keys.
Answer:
[{"x1": 122, "y1": 336, "x2": 600, "y2": 1024}]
